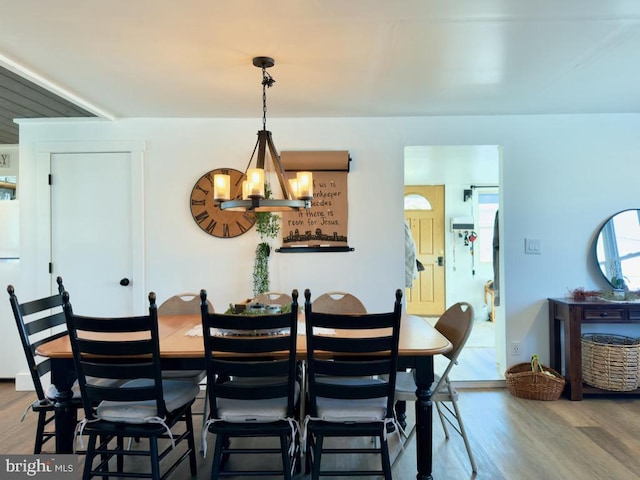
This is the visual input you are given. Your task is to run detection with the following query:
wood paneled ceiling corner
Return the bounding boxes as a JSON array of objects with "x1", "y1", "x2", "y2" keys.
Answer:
[{"x1": 0, "y1": 65, "x2": 96, "y2": 144}]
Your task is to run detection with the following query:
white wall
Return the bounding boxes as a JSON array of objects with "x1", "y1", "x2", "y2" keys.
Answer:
[
  {"x1": 0, "y1": 145, "x2": 24, "y2": 378},
  {"x1": 15, "y1": 113, "x2": 640, "y2": 378}
]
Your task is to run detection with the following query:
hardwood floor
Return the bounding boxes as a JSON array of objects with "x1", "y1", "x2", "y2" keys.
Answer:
[{"x1": 2, "y1": 380, "x2": 639, "y2": 479}]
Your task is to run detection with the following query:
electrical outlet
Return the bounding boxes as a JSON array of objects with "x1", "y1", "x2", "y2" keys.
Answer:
[{"x1": 511, "y1": 341, "x2": 522, "y2": 356}]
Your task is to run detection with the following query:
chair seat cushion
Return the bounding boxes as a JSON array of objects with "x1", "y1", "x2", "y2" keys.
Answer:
[
  {"x1": 393, "y1": 371, "x2": 457, "y2": 402},
  {"x1": 315, "y1": 377, "x2": 387, "y2": 422},
  {"x1": 96, "y1": 379, "x2": 199, "y2": 424},
  {"x1": 215, "y1": 379, "x2": 300, "y2": 423}
]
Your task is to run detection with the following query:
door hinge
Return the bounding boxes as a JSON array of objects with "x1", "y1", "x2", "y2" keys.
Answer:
[
  {"x1": 48, "y1": 262, "x2": 52, "y2": 274},
  {"x1": 48, "y1": 174, "x2": 52, "y2": 185}
]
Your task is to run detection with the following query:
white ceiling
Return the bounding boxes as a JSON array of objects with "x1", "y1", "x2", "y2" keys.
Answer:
[{"x1": 1, "y1": 0, "x2": 640, "y2": 120}]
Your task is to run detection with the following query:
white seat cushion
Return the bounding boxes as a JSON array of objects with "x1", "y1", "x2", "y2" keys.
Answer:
[
  {"x1": 314, "y1": 377, "x2": 387, "y2": 422},
  {"x1": 393, "y1": 371, "x2": 456, "y2": 402},
  {"x1": 215, "y1": 379, "x2": 300, "y2": 423},
  {"x1": 96, "y1": 379, "x2": 199, "y2": 424}
]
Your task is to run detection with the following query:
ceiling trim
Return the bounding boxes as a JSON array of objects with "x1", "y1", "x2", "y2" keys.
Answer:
[{"x1": 0, "y1": 53, "x2": 116, "y2": 121}]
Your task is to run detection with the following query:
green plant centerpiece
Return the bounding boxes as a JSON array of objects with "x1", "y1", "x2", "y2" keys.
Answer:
[{"x1": 252, "y1": 185, "x2": 280, "y2": 296}]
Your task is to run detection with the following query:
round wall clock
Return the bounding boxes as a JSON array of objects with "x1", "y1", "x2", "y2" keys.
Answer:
[{"x1": 190, "y1": 168, "x2": 256, "y2": 238}]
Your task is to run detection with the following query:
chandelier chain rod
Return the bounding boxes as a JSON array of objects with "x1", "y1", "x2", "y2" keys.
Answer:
[{"x1": 261, "y1": 67, "x2": 274, "y2": 131}]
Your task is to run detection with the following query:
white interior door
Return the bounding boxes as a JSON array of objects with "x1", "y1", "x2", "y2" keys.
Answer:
[{"x1": 50, "y1": 151, "x2": 141, "y2": 316}]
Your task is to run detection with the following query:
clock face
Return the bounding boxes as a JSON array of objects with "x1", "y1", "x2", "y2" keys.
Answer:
[{"x1": 190, "y1": 168, "x2": 256, "y2": 238}]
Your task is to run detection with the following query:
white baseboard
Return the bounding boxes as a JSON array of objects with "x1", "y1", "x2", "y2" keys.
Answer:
[
  {"x1": 454, "y1": 379, "x2": 506, "y2": 389},
  {"x1": 15, "y1": 373, "x2": 35, "y2": 391}
]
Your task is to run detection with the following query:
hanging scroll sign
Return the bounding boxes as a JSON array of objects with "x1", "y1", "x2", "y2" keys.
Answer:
[{"x1": 280, "y1": 151, "x2": 350, "y2": 249}]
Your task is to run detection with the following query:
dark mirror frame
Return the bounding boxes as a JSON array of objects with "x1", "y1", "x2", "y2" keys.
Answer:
[{"x1": 593, "y1": 209, "x2": 640, "y2": 292}]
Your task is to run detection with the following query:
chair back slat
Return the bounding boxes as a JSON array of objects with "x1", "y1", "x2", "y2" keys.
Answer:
[
  {"x1": 431, "y1": 301, "x2": 474, "y2": 394},
  {"x1": 207, "y1": 313, "x2": 292, "y2": 331},
  {"x1": 7, "y1": 277, "x2": 66, "y2": 401},
  {"x1": 30, "y1": 330, "x2": 68, "y2": 355},
  {"x1": 81, "y1": 361, "x2": 155, "y2": 380},
  {"x1": 200, "y1": 289, "x2": 299, "y2": 420},
  {"x1": 253, "y1": 291, "x2": 292, "y2": 306},
  {"x1": 311, "y1": 335, "x2": 395, "y2": 354},
  {"x1": 312, "y1": 292, "x2": 367, "y2": 314},
  {"x1": 19, "y1": 294, "x2": 65, "y2": 316},
  {"x1": 208, "y1": 333, "x2": 291, "y2": 354},
  {"x1": 315, "y1": 382, "x2": 389, "y2": 400},
  {"x1": 63, "y1": 291, "x2": 167, "y2": 420},
  {"x1": 304, "y1": 288, "x2": 403, "y2": 419},
  {"x1": 75, "y1": 338, "x2": 154, "y2": 357},
  {"x1": 23, "y1": 311, "x2": 66, "y2": 336},
  {"x1": 159, "y1": 292, "x2": 214, "y2": 315},
  {"x1": 210, "y1": 358, "x2": 290, "y2": 378}
]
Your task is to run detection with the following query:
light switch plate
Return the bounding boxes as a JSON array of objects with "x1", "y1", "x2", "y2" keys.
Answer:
[{"x1": 525, "y1": 238, "x2": 541, "y2": 255}]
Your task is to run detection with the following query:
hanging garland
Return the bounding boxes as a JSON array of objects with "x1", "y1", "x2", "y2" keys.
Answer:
[{"x1": 252, "y1": 185, "x2": 280, "y2": 296}]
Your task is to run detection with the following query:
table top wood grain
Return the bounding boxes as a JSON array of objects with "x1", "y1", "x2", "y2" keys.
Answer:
[{"x1": 37, "y1": 311, "x2": 452, "y2": 359}]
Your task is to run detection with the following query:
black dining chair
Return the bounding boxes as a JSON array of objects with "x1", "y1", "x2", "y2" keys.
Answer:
[
  {"x1": 7, "y1": 276, "x2": 78, "y2": 454},
  {"x1": 303, "y1": 288, "x2": 403, "y2": 480},
  {"x1": 63, "y1": 290, "x2": 198, "y2": 480},
  {"x1": 200, "y1": 288, "x2": 300, "y2": 479},
  {"x1": 158, "y1": 292, "x2": 212, "y2": 430}
]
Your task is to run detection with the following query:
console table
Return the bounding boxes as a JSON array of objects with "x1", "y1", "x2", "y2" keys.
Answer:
[{"x1": 548, "y1": 298, "x2": 640, "y2": 400}]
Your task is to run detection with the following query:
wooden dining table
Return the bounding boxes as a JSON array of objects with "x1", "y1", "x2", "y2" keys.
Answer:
[{"x1": 37, "y1": 311, "x2": 451, "y2": 480}]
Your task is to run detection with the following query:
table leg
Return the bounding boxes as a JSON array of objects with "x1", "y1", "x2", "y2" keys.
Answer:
[
  {"x1": 51, "y1": 358, "x2": 77, "y2": 453},
  {"x1": 566, "y1": 306, "x2": 583, "y2": 401},
  {"x1": 414, "y1": 356, "x2": 434, "y2": 480}
]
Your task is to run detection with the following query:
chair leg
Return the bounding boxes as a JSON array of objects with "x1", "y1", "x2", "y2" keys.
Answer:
[
  {"x1": 117, "y1": 435, "x2": 124, "y2": 472},
  {"x1": 184, "y1": 409, "x2": 198, "y2": 476},
  {"x1": 380, "y1": 434, "x2": 392, "y2": 480},
  {"x1": 311, "y1": 434, "x2": 323, "y2": 480},
  {"x1": 450, "y1": 395, "x2": 478, "y2": 473},
  {"x1": 210, "y1": 434, "x2": 225, "y2": 480},
  {"x1": 34, "y1": 411, "x2": 46, "y2": 454},
  {"x1": 200, "y1": 387, "x2": 208, "y2": 456},
  {"x1": 280, "y1": 434, "x2": 292, "y2": 480},
  {"x1": 83, "y1": 434, "x2": 97, "y2": 480},
  {"x1": 150, "y1": 437, "x2": 160, "y2": 480},
  {"x1": 435, "y1": 402, "x2": 451, "y2": 439}
]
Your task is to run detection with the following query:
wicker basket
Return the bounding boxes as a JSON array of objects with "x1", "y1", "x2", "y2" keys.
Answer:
[
  {"x1": 581, "y1": 334, "x2": 640, "y2": 392},
  {"x1": 505, "y1": 358, "x2": 565, "y2": 401}
]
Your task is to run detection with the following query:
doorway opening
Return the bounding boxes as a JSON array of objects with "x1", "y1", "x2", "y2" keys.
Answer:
[{"x1": 404, "y1": 145, "x2": 503, "y2": 383}]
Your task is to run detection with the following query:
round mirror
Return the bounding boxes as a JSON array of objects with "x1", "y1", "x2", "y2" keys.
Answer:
[{"x1": 594, "y1": 209, "x2": 640, "y2": 291}]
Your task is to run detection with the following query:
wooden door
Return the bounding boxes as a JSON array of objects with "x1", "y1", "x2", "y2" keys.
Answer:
[
  {"x1": 50, "y1": 151, "x2": 142, "y2": 316},
  {"x1": 405, "y1": 185, "x2": 445, "y2": 316}
]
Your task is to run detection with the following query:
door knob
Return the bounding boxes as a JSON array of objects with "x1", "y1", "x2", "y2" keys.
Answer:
[
  {"x1": 437, "y1": 256, "x2": 444, "y2": 267},
  {"x1": 119, "y1": 278, "x2": 131, "y2": 286}
]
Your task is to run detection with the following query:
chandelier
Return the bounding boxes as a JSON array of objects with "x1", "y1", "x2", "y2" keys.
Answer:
[{"x1": 214, "y1": 56, "x2": 313, "y2": 212}]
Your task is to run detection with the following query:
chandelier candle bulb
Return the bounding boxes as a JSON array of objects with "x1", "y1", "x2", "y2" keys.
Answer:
[
  {"x1": 213, "y1": 174, "x2": 230, "y2": 201},
  {"x1": 288, "y1": 178, "x2": 299, "y2": 198},
  {"x1": 296, "y1": 171, "x2": 313, "y2": 199},
  {"x1": 247, "y1": 168, "x2": 265, "y2": 197}
]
